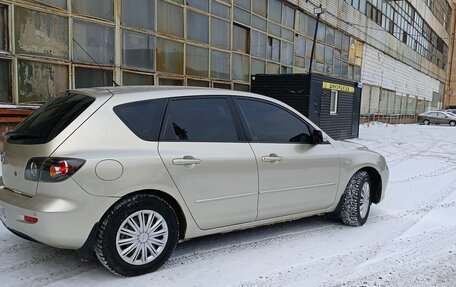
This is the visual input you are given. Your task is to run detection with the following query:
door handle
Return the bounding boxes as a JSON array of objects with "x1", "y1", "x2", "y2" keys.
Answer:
[
  {"x1": 261, "y1": 153, "x2": 283, "y2": 163},
  {"x1": 172, "y1": 156, "x2": 201, "y2": 167}
]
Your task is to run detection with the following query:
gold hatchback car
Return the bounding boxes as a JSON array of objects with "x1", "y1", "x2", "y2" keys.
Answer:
[{"x1": 0, "y1": 87, "x2": 389, "y2": 276}]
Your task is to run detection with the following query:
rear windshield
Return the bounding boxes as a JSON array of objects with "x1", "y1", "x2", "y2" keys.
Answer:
[{"x1": 7, "y1": 93, "x2": 95, "y2": 144}]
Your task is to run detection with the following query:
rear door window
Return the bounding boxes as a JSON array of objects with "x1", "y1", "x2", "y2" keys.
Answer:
[
  {"x1": 114, "y1": 99, "x2": 166, "y2": 141},
  {"x1": 162, "y1": 97, "x2": 240, "y2": 142},
  {"x1": 7, "y1": 93, "x2": 95, "y2": 144}
]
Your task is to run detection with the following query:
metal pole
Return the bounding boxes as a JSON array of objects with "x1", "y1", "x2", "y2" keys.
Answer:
[{"x1": 308, "y1": 5, "x2": 322, "y2": 74}]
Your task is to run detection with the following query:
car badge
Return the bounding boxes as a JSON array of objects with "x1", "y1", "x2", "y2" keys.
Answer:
[{"x1": 30, "y1": 162, "x2": 38, "y2": 177}]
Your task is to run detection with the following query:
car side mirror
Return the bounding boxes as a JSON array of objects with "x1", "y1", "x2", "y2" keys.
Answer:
[{"x1": 312, "y1": 130, "x2": 323, "y2": 145}]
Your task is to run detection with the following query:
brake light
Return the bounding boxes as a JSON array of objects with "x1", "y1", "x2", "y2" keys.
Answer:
[
  {"x1": 25, "y1": 157, "x2": 86, "y2": 182},
  {"x1": 50, "y1": 160, "x2": 70, "y2": 179}
]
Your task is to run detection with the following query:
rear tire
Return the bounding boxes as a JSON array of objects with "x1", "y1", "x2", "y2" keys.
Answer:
[
  {"x1": 423, "y1": 119, "x2": 430, "y2": 125},
  {"x1": 95, "y1": 194, "x2": 179, "y2": 277},
  {"x1": 339, "y1": 171, "x2": 372, "y2": 227}
]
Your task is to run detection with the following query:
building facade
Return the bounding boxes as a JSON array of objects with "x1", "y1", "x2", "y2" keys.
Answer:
[
  {"x1": 445, "y1": 0, "x2": 456, "y2": 108},
  {"x1": 0, "y1": 0, "x2": 452, "y2": 115}
]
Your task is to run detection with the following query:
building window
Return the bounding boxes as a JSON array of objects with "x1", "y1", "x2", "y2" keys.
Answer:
[
  {"x1": 157, "y1": 1, "x2": 184, "y2": 38},
  {"x1": 266, "y1": 62, "x2": 280, "y2": 74},
  {"x1": 14, "y1": 7, "x2": 68, "y2": 59},
  {"x1": 186, "y1": 45, "x2": 209, "y2": 77},
  {"x1": 122, "y1": 0, "x2": 155, "y2": 30},
  {"x1": 122, "y1": 30, "x2": 155, "y2": 71},
  {"x1": 211, "y1": 1, "x2": 230, "y2": 19},
  {"x1": 252, "y1": 0, "x2": 267, "y2": 17},
  {"x1": 295, "y1": 35, "x2": 306, "y2": 58},
  {"x1": 282, "y1": 5, "x2": 294, "y2": 29},
  {"x1": 187, "y1": 79, "x2": 210, "y2": 87},
  {"x1": 234, "y1": 7, "x2": 251, "y2": 26},
  {"x1": 187, "y1": 0, "x2": 209, "y2": 12},
  {"x1": 18, "y1": 60, "x2": 69, "y2": 104},
  {"x1": 72, "y1": 0, "x2": 114, "y2": 21},
  {"x1": 251, "y1": 30, "x2": 267, "y2": 58},
  {"x1": 36, "y1": 0, "x2": 67, "y2": 9},
  {"x1": 75, "y1": 67, "x2": 113, "y2": 89},
  {"x1": 0, "y1": 5, "x2": 7, "y2": 52},
  {"x1": 234, "y1": 83, "x2": 249, "y2": 92},
  {"x1": 330, "y1": 90, "x2": 338, "y2": 115},
  {"x1": 232, "y1": 53, "x2": 249, "y2": 82},
  {"x1": 213, "y1": 82, "x2": 231, "y2": 89},
  {"x1": 233, "y1": 24, "x2": 249, "y2": 53},
  {"x1": 0, "y1": 59, "x2": 10, "y2": 102},
  {"x1": 251, "y1": 58, "x2": 265, "y2": 75},
  {"x1": 211, "y1": 50, "x2": 230, "y2": 80},
  {"x1": 187, "y1": 11, "x2": 209, "y2": 44},
  {"x1": 159, "y1": 78, "x2": 183, "y2": 86},
  {"x1": 211, "y1": 18, "x2": 230, "y2": 50},
  {"x1": 156, "y1": 38, "x2": 184, "y2": 74},
  {"x1": 280, "y1": 41, "x2": 293, "y2": 66},
  {"x1": 122, "y1": 71, "x2": 154, "y2": 86},
  {"x1": 267, "y1": 36, "x2": 280, "y2": 62},
  {"x1": 234, "y1": 0, "x2": 251, "y2": 10},
  {"x1": 73, "y1": 20, "x2": 115, "y2": 65},
  {"x1": 268, "y1": 0, "x2": 282, "y2": 23}
]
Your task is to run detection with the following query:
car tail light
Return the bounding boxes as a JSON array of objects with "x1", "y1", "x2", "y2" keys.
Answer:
[{"x1": 25, "y1": 157, "x2": 86, "y2": 182}]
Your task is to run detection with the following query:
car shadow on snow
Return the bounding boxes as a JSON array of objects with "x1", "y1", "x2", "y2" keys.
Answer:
[{"x1": 1, "y1": 214, "x2": 343, "y2": 282}]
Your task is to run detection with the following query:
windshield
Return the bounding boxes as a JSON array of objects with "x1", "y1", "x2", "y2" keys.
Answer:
[{"x1": 7, "y1": 93, "x2": 95, "y2": 144}]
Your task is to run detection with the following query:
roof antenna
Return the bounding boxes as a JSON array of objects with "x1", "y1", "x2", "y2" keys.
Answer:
[{"x1": 72, "y1": 38, "x2": 120, "y2": 87}]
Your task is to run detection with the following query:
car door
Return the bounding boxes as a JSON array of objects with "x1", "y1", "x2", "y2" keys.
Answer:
[
  {"x1": 428, "y1": 112, "x2": 438, "y2": 124},
  {"x1": 235, "y1": 97, "x2": 340, "y2": 220},
  {"x1": 436, "y1": 112, "x2": 448, "y2": 124},
  {"x1": 158, "y1": 96, "x2": 258, "y2": 230}
]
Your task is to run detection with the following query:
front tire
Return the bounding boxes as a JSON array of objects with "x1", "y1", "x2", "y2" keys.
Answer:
[
  {"x1": 450, "y1": 121, "x2": 456, "y2": 127},
  {"x1": 339, "y1": 171, "x2": 372, "y2": 227},
  {"x1": 423, "y1": 119, "x2": 430, "y2": 125},
  {"x1": 95, "y1": 194, "x2": 179, "y2": 277}
]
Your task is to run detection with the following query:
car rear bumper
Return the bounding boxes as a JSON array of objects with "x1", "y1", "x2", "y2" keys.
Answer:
[{"x1": 0, "y1": 180, "x2": 118, "y2": 250}]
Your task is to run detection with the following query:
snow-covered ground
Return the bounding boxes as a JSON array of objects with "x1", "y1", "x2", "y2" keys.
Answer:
[{"x1": 1, "y1": 124, "x2": 456, "y2": 287}]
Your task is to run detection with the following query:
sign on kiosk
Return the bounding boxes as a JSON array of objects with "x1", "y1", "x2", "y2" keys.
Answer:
[{"x1": 322, "y1": 82, "x2": 355, "y2": 93}]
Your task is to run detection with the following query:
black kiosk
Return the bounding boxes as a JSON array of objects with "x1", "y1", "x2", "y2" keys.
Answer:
[{"x1": 251, "y1": 73, "x2": 362, "y2": 140}]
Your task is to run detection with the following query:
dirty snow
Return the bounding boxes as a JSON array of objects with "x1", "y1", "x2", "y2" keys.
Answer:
[{"x1": 1, "y1": 124, "x2": 456, "y2": 287}]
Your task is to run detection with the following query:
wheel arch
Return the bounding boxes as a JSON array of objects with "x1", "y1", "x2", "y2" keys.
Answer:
[
  {"x1": 359, "y1": 167, "x2": 382, "y2": 204},
  {"x1": 102, "y1": 189, "x2": 188, "y2": 240}
]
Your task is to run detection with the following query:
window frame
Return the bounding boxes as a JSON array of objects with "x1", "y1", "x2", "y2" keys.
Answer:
[
  {"x1": 233, "y1": 96, "x2": 314, "y2": 144},
  {"x1": 159, "y1": 95, "x2": 247, "y2": 143}
]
